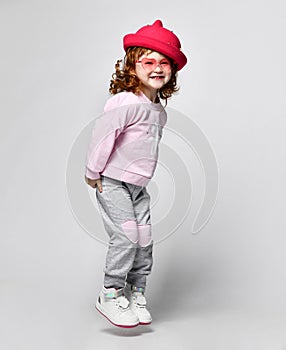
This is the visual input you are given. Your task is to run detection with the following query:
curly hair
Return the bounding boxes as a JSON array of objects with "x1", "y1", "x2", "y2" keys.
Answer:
[{"x1": 109, "y1": 47, "x2": 179, "y2": 103}]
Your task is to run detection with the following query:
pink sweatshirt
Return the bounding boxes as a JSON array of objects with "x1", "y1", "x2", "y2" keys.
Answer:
[{"x1": 85, "y1": 91, "x2": 167, "y2": 186}]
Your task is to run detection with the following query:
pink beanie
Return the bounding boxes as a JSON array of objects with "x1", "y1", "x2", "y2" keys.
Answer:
[{"x1": 123, "y1": 19, "x2": 187, "y2": 71}]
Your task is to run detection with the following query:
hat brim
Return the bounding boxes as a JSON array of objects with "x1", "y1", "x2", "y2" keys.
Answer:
[{"x1": 123, "y1": 34, "x2": 187, "y2": 71}]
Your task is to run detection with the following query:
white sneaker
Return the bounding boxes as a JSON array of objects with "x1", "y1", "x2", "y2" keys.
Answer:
[
  {"x1": 95, "y1": 287, "x2": 139, "y2": 328},
  {"x1": 125, "y1": 284, "x2": 152, "y2": 325}
]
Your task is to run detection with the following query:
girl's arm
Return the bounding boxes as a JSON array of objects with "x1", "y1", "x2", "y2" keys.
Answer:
[
  {"x1": 85, "y1": 117, "x2": 122, "y2": 181},
  {"x1": 85, "y1": 104, "x2": 135, "y2": 181}
]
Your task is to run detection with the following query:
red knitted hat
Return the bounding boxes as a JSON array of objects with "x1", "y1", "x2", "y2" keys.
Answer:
[{"x1": 123, "y1": 20, "x2": 187, "y2": 71}]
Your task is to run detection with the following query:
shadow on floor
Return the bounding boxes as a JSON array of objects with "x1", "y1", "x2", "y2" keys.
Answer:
[{"x1": 100, "y1": 325, "x2": 154, "y2": 337}]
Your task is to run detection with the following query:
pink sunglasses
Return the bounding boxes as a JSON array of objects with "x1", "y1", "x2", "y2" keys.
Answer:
[{"x1": 135, "y1": 57, "x2": 172, "y2": 72}]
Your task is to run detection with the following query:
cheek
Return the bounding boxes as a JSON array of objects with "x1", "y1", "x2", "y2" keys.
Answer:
[
  {"x1": 165, "y1": 72, "x2": 172, "y2": 83},
  {"x1": 135, "y1": 67, "x2": 147, "y2": 81}
]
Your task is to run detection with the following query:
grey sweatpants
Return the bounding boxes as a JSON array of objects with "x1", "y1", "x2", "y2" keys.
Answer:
[{"x1": 96, "y1": 175, "x2": 153, "y2": 291}]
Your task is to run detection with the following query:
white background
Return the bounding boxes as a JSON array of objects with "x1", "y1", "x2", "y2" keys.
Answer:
[{"x1": 1, "y1": 0, "x2": 286, "y2": 349}]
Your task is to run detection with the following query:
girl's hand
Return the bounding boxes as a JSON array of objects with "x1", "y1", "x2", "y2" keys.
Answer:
[{"x1": 85, "y1": 176, "x2": 103, "y2": 192}]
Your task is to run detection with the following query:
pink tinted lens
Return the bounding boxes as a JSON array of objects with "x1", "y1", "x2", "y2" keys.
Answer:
[{"x1": 141, "y1": 58, "x2": 171, "y2": 71}]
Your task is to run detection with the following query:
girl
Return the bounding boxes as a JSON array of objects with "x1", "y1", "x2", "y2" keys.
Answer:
[{"x1": 85, "y1": 19, "x2": 187, "y2": 328}]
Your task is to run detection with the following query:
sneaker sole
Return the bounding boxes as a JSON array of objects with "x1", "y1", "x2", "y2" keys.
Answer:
[
  {"x1": 95, "y1": 301, "x2": 139, "y2": 328},
  {"x1": 139, "y1": 321, "x2": 152, "y2": 325}
]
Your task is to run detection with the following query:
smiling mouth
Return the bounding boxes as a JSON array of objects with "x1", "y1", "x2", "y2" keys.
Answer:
[{"x1": 150, "y1": 76, "x2": 164, "y2": 80}]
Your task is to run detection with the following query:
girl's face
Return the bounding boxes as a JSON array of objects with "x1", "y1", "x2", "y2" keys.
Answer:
[{"x1": 134, "y1": 51, "x2": 172, "y2": 101}]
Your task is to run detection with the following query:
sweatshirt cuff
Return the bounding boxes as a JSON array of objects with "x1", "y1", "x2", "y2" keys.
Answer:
[{"x1": 85, "y1": 168, "x2": 100, "y2": 180}]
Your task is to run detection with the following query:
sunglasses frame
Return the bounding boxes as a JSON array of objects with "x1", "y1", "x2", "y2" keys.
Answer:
[{"x1": 135, "y1": 57, "x2": 172, "y2": 72}]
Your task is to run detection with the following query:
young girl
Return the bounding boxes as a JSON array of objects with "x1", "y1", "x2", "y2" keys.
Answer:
[{"x1": 85, "y1": 19, "x2": 187, "y2": 328}]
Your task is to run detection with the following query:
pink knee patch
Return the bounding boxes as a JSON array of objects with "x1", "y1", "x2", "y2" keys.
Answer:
[
  {"x1": 137, "y1": 224, "x2": 152, "y2": 247},
  {"x1": 121, "y1": 220, "x2": 138, "y2": 244}
]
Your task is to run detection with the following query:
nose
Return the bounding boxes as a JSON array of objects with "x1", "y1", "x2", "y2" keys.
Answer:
[{"x1": 154, "y1": 63, "x2": 163, "y2": 72}]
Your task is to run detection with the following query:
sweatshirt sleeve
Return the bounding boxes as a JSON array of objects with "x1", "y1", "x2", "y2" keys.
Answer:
[{"x1": 85, "y1": 103, "x2": 135, "y2": 180}]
